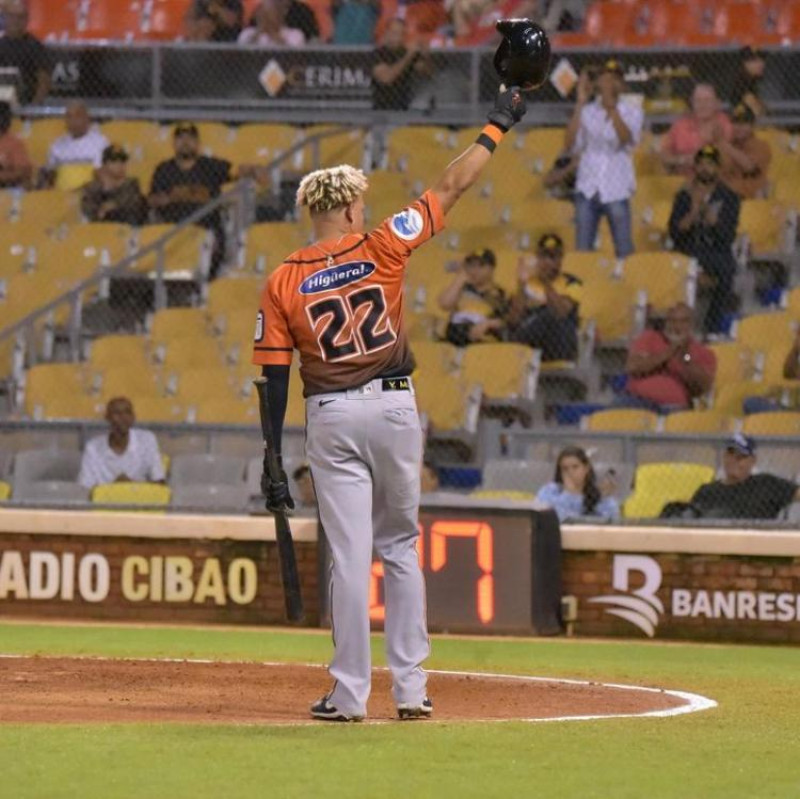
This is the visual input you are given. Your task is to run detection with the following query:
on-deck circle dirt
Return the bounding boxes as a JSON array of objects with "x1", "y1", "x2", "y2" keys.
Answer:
[{"x1": 0, "y1": 656, "x2": 689, "y2": 724}]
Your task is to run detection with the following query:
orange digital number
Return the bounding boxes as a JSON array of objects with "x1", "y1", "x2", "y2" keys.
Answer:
[
  {"x1": 430, "y1": 520, "x2": 495, "y2": 624},
  {"x1": 369, "y1": 524, "x2": 423, "y2": 622}
]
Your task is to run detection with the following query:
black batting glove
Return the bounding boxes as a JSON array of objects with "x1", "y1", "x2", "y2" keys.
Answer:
[
  {"x1": 487, "y1": 85, "x2": 527, "y2": 132},
  {"x1": 261, "y1": 457, "x2": 295, "y2": 514}
]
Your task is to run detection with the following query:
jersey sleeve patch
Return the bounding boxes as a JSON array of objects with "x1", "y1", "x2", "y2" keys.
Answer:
[
  {"x1": 390, "y1": 207, "x2": 425, "y2": 242},
  {"x1": 254, "y1": 310, "x2": 265, "y2": 342}
]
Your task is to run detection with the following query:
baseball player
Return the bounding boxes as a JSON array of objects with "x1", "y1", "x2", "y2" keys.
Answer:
[{"x1": 252, "y1": 87, "x2": 528, "y2": 722}]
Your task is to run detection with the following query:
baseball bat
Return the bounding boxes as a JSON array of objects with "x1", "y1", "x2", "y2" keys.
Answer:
[{"x1": 253, "y1": 377, "x2": 304, "y2": 623}]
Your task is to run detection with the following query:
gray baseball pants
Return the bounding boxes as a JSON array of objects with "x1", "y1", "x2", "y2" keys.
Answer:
[{"x1": 305, "y1": 377, "x2": 430, "y2": 717}]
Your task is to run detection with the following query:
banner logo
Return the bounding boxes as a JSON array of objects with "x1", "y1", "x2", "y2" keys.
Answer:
[
  {"x1": 299, "y1": 261, "x2": 375, "y2": 295},
  {"x1": 589, "y1": 555, "x2": 664, "y2": 637}
]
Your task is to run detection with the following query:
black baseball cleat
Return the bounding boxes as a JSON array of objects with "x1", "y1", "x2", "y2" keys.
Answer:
[
  {"x1": 397, "y1": 697, "x2": 433, "y2": 720},
  {"x1": 310, "y1": 695, "x2": 364, "y2": 722}
]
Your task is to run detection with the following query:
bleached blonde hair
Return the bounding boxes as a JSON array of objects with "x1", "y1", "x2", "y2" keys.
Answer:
[{"x1": 296, "y1": 165, "x2": 369, "y2": 214}]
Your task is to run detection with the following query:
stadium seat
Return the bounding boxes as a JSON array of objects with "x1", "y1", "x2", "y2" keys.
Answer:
[
  {"x1": 64, "y1": 222, "x2": 133, "y2": 264},
  {"x1": 100, "y1": 120, "x2": 163, "y2": 157},
  {"x1": 736, "y1": 312, "x2": 795, "y2": 350},
  {"x1": 24, "y1": 363, "x2": 86, "y2": 417},
  {"x1": 12, "y1": 449, "x2": 82, "y2": 489},
  {"x1": 470, "y1": 489, "x2": 535, "y2": 501},
  {"x1": 20, "y1": 118, "x2": 66, "y2": 166},
  {"x1": 738, "y1": 200, "x2": 787, "y2": 253},
  {"x1": 579, "y1": 281, "x2": 638, "y2": 341},
  {"x1": 635, "y1": 175, "x2": 686, "y2": 209},
  {"x1": 132, "y1": 225, "x2": 210, "y2": 275},
  {"x1": 712, "y1": 380, "x2": 776, "y2": 416},
  {"x1": 92, "y1": 482, "x2": 171, "y2": 507},
  {"x1": 584, "y1": 409, "x2": 659, "y2": 433},
  {"x1": 89, "y1": 334, "x2": 150, "y2": 372},
  {"x1": 708, "y1": 342, "x2": 754, "y2": 386},
  {"x1": 150, "y1": 307, "x2": 209, "y2": 342},
  {"x1": 155, "y1": 335, "x2": 224, "y2": 370},
  {"x1": 621, "y1": 252, "x2": 694, "y2": 311},
  {"x1": 27, "y1": 0, "x2": 80, "y2": 41},
  {"x1": 13, "y1": 480, "x2": 89, "y2": 504},
  {"x1": 481, "y1": 459, "x2": 554, "y2": 494},
  {"x1": 662, "y1": 409, "x2": 728, "y2": 434},
  {"x1": 633, "y1": 199, "x2": 672, "y2": 252},
  {"x1": 584, "y1": 2, "x2": 636, "y2": 44},
  {"x1": 207, "y1": 277, "x2": 263, "y2": 323},
  {"x1": 364, "y1": 171, "x2": 415, "y2": 225},
  {"x1": 170, "y1": 367, "x2": 240, "y2": 404},
  {"x1": 460, "y1": 343, "x2": 538, "y2": 400},
  {"x1": 170, "y1": 454, "x2": 248, "y2": 486},
  {"x1": 33, "y1": 393, "x2": 99, "y2": 421},
  {"x1": 415, "y1": 370, "x2": 473, "y2": 432},
  {"x1": 17, "y1": 190, "x2": 82, "y2": 230},
  {"x1": 560, "y1": 252, "x2": 617, "y2": 286},
  {"x1": 299, "y1": 126, "x2": 365, "y2": 171},
  {"x1": 193, "y1": 398, "x2": 258, "y2": 425},
  {"x1": 232, "y1": 124, "x2": 299, "y2": 164},
  {"x1": 741, "y1": 411, "x2": 800, "y2": 437},
  {"x1": 239, "y1": 223, "x2": 308, "y2": 274},
  {"x1": 143, "y1": 0, "x2": 189, "y2": 40},
  {"x1": 170, "y1": 483, "x2": 251, "y2": 512},
  {"x1": 97, "y1": 365, "x2": 162, "y2": 402},
  {"x1": 0, "y1": 481, "x2": 9, "y2": 501},
  {"x1": 623, "y1": 463, "x2": 715, "y2": 519},
  {"x1": 132, "y1": 396, "x2": 186, "y2": 423},
  {"x1": 410, "y1": 341, "x2": 459, "y2": 377},
  {"x1": 516, "y1": 128, "x2": 567, "y2": 174}
]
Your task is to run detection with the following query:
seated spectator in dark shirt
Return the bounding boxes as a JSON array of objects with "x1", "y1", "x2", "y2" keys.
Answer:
[
  {"x1": 0, "y1": 101, "x2": 31, "y2": 188},
  {"x1": 620, "y1": 302, "x2": 716, "y2": 413},
  {"x1": 0, "y1": 1, "x2": 50, "y2": 105},
  {"x1": 190, "y1": 0, "x2": 244, "y2": 41},
  {"x1": 438, "y1": 248, "x2": 510, "y2": 346},
  {"x1": 82, "y1": 145, "x2": 147, "y2": 226},
  {"x1": 332, "y1": 0, "x2": 380, "y2": 44},
  {"x1": 690, "y1": 434, "x2": 800, "y2": 520},
  {"x1": 509, "y1": 233, "x2": 582, "y2": 362},
  {"x1": 719, "y1": 104, "x2": 771, "y2": 200},
  {"x1": 149, "y1": 123, "x2": 231, "y2": 225},
  {"x1": 668, "y1": 144, "x2": 741, "y2": 335},
  {"x1": 372, "y1": 19, "x2": 431, "y2": 111}
]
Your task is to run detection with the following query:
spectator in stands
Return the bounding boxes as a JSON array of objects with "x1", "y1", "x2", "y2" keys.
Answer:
[
  {"x1": 332, "y1": 0, "x2": 380, "y2": 44},
  {"x1": 690, "y1": 434, "x2": 800, "y2": 520},
  {"x1": 81, "y1": 145, "x2": 147, "y2": 226},
  {"x1": 0, "y1": 0, "x2": 49, "y2": 105},
  {"x1": 149, "y1": 123, "x2": 232, "y2": 275},
  {"x1": 619, "y1": 302, "x2": 716, "y2": 413},
  {"x1": 292, "y1": 463, "x2": 316, "y2": 508},
  {"x1": 668, "y1": 145, "x2": 741, "y2": 335},
  {"x1": 661, "y1": 83, "x2": 732, "y2": 176},
  {"x1": 719, "y1": 103, "x2": 771, "y2": 200},
  {"x1": 41, "y1": 101, "x2": 109, "y2": 189},
  {"x1": 0, "y1": 101, "x2": 31, "y2": 188},
  {"x1": 372, "y1": 19, "x2": 431, "y2": 111},
  {"x1": 287, "y1": 0, "x2": 320, "y2": 40},
  {"x1": 509, "y1": 233, "x2": 582, "y2": 362},
  {"x1": 190, "y1": 0, "x2": 244, "y2": 42},
  {"x1": 438, "y1": 248, "x2": 510, "y2": 346},
  {"x1": 566, "y1": 59, "x2": 642, "y2": 259},
  {"x1": 729, "y1": 46, "x2": 767, "y2": 118},
  {"x1": 784, "y1": 328, "x2": 800, "y2": 381},
  {"x1": 239, "y1": 0, "x2": 305, "y2": 45},
  {"x1": 535, "y1": 446, "x2": 620, "y2": 522},
  {"x1": 78, "y1": 397, "x2": 166, "y2": 490}
]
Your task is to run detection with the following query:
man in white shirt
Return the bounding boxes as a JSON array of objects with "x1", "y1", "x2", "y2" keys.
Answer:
[
  {"x1": 565, "y1": 60, "x2": 643, "y2": 258},
  {"x1": 43, "y1": 101, "x2": 109, "y2": 189},
  {"x1": 79, "y1": 397, "x2": 166, "y2": 490}
]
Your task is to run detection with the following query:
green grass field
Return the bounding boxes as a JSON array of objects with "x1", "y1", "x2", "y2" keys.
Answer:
[{"x1": 2, "y1": 621, "x2": 799, "y2": 799}]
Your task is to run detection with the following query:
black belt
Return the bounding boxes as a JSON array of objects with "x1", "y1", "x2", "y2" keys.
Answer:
[{"x1": 381, "y1": 377, "x2": 411, "y2": 392}]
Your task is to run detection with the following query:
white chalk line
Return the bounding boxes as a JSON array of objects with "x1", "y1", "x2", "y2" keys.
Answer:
[{"x1": 0, "y1": 653, "x2": 717, "y2": 725}]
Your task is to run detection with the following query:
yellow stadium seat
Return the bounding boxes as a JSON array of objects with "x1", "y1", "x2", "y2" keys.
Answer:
[
  {"x1": 708, "y1": 342, "x2": 754, "y2": 386},
  {"x1": 622, "y1": 252, "x2": 693, "y2": 311},
  {"x1": 736, "y1": 312, "x2": 795, "y2": 349},
  {"x1": 155, "y1": 335, "x2": 224, "y2": 370},
  {"x1": 633, "y1": 199, "x2": 672, "y2": 252},
  {"x1": 561, "y1": 252, "x2": 617, "y2": 285},
  {"x1": 169, "y1": 366, "x2": 238, "y2": 403},
  {"x1": 516, "y1": 128, "x2": 566, "y2": 173},
  {"x1": 623, "y1": 462, "x2": 715, "y2": 519},
  {"x1": 24, "y1": 363, "x2": 86, "y2": 416},
  {"x1": 231, "y1": 123, "x2": 299, "y2": 163},
  {"x1": 240, "y1": 222, "x2": 307, "y2": 273},
  {"x1": 193, "y1": 123, "x2": 237, "y2": 156},
  {"x1": 0, "y1": 481, "x2": 9, "y2": 501},
  {"x1": 20, "y1": 118, "x2": 67, "y2": 165},
  {"x1": 92, "y1": 482, "x2": 171, "y2": 507},
  {"x1": 364, "y1": 171, "x2": 415, "y2": 225},
  {"x1": 470, "y1": 490, "x2": 536, "y2": 501},
  {"x1": 132, "y1": 225, "x2": 210, "y2": 275},
  {"x1": 304, "y1": 126, "x2": 365, "y2": 171},
  {"x1": 97, "y1": 366, "x2": 162, "y2": 402},
  {"x1": 579, "y1": 280, "x2": 637, "y2": 341},
  {"x1": 35, "y1": 392, "x2": 99, "y2": 421},
  {"x1": 460, "y1": 343, "x2": 538, "y2": 400},
  {"x1": 133, "y1": 396, "x2": 186, "y2": 423},
  {"x1": 101, "y1": 120, "x2": 162, "y2": 153},
  {"x1": 54, "y1": 164, "x2": 96, "y2": 191},
  {"x1": 410, "y1": 341, "x2": 459, "y2": 376},
  {"x1": 194, "y1": 398, "x2": 259, "y2": 425},
  {"x1": 150, "y1": 307, "x2": 209, "y2": 342},
  {"x1": 784, "y1": 286, "x2": 800, "y2": 320},
  {"x1": 738, "y1": 200, "x2": 787, "y2": 253},
  {"x1": 635, "y1": 175, "x2": 686, "y2": 208},
  {"x1": 712, "y1": 380, "x2": 776, "y2": 416},
  {"x1": 501, "y1": 199, "x2": 573, "y2": 229},
  {"x1": 414, "y1": 370, "x2": 472, "y2": 432},
  {"x1": 207, "y1": 276, "x2": 263, "y2": 331},
  {"x1": 584, "y1": 408, "x2": 659, "y2": 433},
  {"x1": 17, "y1": 190, "x2": 82, "y2": 229},
  {"x1": 662, "y1": 409, "x2": 728, "y2": 434},
  {"x1": 89, "y1": 335, "x2": 150, "y2": 372},
  {"x1": 387, "y1": 126, "x2": 450, "y2": 177},
  {"x1": 741, "y1": 411, "x2": 800, "y2": 437}
]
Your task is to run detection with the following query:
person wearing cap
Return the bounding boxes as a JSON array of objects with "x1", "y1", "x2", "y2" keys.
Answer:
[
  {"x1": 565, "y1": 59, "x2": 642, "y2": 259},
  {"x1": 668, "y1": 144, "x2": 740, "y2": 335},
  {"x1": 149, "y1": 123, "x2": 232, "y2": 274},
  {"x1": 719, "y1": 103, "x2": 771, "y2": 200},
  {"x1": 189, "y1": 0, "x2": 244, "y2": 42},
  {"x1": 509, "y1": 233, "x2": 582, "y2": 362},
  {"x1": 661, "y1": 83, "x2": 732, "y2": 176},
  {"x1": 620, "y1": 301, "x2": 716, "y2": 413},
  {"x1": 437, "y1": 248, "x2": 511, "y2": 346},
  {"x1": 689, "y1": 434, "x2": 800, "y2": 520},
  {"x1": 729, "y1": 46, "x2": 767, "y2": 118},
  {"x1": 81, "y1": 144, "x2": 147, "y2": 226}
]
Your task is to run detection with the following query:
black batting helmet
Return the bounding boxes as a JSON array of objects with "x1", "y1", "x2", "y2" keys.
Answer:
[{"x1": 493, "y1": 19, "x2": 551, "y2": 92}]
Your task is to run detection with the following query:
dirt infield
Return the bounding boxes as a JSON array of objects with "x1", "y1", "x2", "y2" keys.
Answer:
[{"x1": 0, "y1": 655, "x2": 693, "y2": 724}]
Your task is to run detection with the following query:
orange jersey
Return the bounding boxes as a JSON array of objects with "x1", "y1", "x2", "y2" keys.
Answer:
[{"x1": 253, "y1": 191, "x2": 445, "y2": 396}]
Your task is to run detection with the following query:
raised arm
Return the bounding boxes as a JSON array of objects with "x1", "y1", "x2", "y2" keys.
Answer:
[{"x1": 431, "y1": 87, "x2": 527, "y2": 216}]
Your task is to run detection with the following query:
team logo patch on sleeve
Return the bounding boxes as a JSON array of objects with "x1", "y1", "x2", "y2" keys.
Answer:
[
  {"x1": 390, "y1": 208, "x2": 424, "y2": 241},
  {"x1": 254, "y1": 310, "x2": 264, "y2": 342}
]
